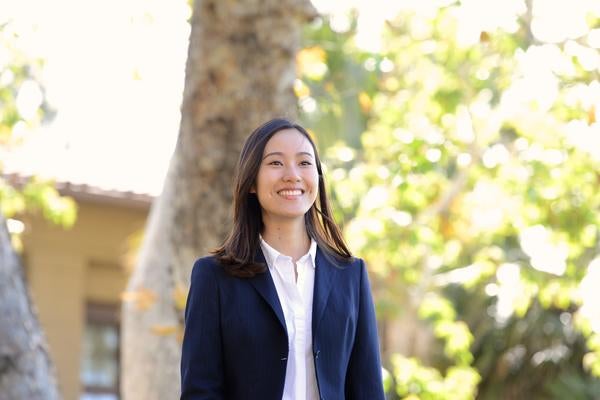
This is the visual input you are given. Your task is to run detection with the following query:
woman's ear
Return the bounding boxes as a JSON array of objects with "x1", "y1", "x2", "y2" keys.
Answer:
[{"x1": 250, "y1": 185, "x2": 256, "y2": 194}]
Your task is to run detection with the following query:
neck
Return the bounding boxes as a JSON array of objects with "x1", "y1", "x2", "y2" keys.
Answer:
[{"x1": 261, "y1": 217, "x2": 311, "y2": 262}]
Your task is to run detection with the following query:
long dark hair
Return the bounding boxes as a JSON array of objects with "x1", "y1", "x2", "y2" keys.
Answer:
[{"x1": 212, "y1": 117, "x2": 352, "y2": 277}]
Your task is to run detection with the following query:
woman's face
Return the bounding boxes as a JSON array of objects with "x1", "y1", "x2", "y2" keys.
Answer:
[{"x1": 252, "y1": 128, "x2": 319, "y2": 224}]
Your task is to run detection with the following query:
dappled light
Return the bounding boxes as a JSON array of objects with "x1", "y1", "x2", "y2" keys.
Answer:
[
  {"x1": 3, "y1": 0, "x2": 600, "y2": 399},
  {"x1": 301, "y1": 0, "x2": 600, "y2": 398}
]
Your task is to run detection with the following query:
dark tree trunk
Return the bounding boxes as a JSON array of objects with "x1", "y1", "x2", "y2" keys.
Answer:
[{"x1": 0, "y1": 213, "x2": 61, "y2": 400}]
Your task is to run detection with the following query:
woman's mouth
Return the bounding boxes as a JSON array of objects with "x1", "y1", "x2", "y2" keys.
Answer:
[{"x1": 277, "y1": 189, "x2": 303, "y2": 197}]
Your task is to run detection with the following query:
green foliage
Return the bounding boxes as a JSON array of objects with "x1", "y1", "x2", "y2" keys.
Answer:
[
  {"x1": 392, "y1": 355, "x2": 480, "y2": 400},
  {"x1": 298, "y1": 13, "x2": 381, "y2": 151},
  {"x1": 0, "y1": 20, "x2": 47, "y2": 140},
  {"x1": 303, "y1": 2, "x2": 600, "y2": 399},
  {"x1": 0, "y1": 19, "x2": 77, "y2": 230}
]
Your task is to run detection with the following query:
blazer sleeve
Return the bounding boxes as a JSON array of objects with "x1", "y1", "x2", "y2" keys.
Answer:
[
  {"x1": 180, "y1": 258, "x2": 225, "y2": 400},
  {"x1": 345, "y1": 259, "x2": 385, "y2": 400}
]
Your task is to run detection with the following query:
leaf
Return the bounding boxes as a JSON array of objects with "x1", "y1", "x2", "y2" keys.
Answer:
[
  {"x1": 173, "y1": 283, "x2": 189, "y2": 311},
  {"x1": 358, "y1": 91, "x2": 372, "y2": 113},
  {"x1": 121, "y1": 287, "x2": 157, "y2": 311},
  {"x1": 151, "y1": 324, "x2": 178, "y2": 336},
  {"x1": 294, "y1": 79, "x2": 310, "y2": 98},
  {"x1": 296, "y1": 46, "x2": 328, "y2": 80}
]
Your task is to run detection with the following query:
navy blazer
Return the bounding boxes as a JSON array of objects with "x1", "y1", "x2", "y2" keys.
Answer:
[{"x1": 180, "y1": 247, "x2": 385, "y2": 400}]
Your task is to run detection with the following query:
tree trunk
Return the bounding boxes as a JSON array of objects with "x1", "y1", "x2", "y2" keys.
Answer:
[
  {"x1": 0, "y1": 214, "x2": 61, "y2": 400},
  {"x1": 121, "y1": 1, "x2": 317, "y2": 399}
]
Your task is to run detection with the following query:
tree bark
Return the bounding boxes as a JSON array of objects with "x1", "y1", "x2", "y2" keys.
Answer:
[
  {"x1": 0, "y1": 214, "x2": 61, "y2": 400},
  {"x1": 121, "y1": 0, "x2": 317, "y2": 399}
]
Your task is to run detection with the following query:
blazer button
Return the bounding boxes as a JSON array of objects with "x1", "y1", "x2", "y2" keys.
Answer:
[
  {"x1": 315, "y1": 350, "x2": 320, "y2": 359},
  {"x1": 280, "y1": 356, "x2": 287, "y2": 361}
]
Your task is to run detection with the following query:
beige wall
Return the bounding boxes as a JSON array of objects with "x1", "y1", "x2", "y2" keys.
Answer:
[{"x1": 22, "y1": 198, "x2": 149, "y2": 400}]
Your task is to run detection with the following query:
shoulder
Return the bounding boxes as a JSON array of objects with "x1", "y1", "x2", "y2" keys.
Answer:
[
  {"x1": 193, "y1": 255, "x2": 221, "y2": 268},
  {"x1": 339, "y1": 257, "x2": 364, "y2": 273},
  {"x1": 320, "y1": 249, "x2": 366, "y2": 279},
  {"x1": 191, "y1": 255, "x2": 226, "y2": 281},
  {"x1": 330, "y1": 253, "x2": 365, "y2": 270},
  {"x1": 347, "y1": 256, "x2": 367, "y2": 281},
  {"x1": 331, "y1": 255, "x2": 371, "y2": 288}
]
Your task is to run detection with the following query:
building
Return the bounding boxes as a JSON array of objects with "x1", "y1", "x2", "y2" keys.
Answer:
[{"x1": 17, "y1": 178, "x2": 152, "y2": 400}]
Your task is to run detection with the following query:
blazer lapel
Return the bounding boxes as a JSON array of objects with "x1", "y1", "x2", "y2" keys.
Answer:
[
  {"x1": 312, "y1": 247, "x2": 338, "y2": 335},
  {"x1": 247, "y1": 248, "x2": 287, "y2": 334}
]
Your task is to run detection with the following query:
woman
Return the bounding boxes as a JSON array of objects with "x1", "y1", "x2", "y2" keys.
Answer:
[{"x1": 180, "y1": 118, "x2": 385, "y2": 400}]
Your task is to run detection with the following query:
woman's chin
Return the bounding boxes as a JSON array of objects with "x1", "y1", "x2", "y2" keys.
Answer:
[{"x1": 263, "y1": 208, "x2": 311, "y2": 221}]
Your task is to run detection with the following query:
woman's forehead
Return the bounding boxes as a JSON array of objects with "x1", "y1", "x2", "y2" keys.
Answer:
[{"x1": 264, "y1": 128, "x2": 314, "y2": 155}]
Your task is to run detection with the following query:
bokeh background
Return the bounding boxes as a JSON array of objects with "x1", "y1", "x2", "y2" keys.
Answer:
[{"x1": 2, "y1": 0, "x2": 600, "y2": 399}]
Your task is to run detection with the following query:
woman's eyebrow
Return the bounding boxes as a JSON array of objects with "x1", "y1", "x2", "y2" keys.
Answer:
[{"x1": 263, "y1": 151, "x2": 314, "y2": 159}]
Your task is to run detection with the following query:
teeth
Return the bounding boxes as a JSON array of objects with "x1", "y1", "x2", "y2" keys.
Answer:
[{"x1": 278, "y1": 190, "x2": 302, "y2": 196}]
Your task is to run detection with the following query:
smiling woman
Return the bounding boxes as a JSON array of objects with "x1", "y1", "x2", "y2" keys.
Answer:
[
  {"x1": 252, "y1": 128, "x2": 320, "y2": 228},
  {"x1": 180, "y1": 118, "x2": 385, "y2": 400},
  {"x1": 212, "y1": 118, "x2": 352, "y2": 278}
]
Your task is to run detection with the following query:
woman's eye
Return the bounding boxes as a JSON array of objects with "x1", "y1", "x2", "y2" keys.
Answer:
[{"x1": 266, "y1": 160, "x2": 312, "y2": 166}]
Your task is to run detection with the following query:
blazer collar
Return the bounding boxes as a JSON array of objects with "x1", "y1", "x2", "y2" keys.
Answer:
[
  {"x1": 247, "y1": 246, "x2": 338, "y2": 336},
  {"x1": 248, "y1": 248, "x2": 287, "y2": 333},
  {"x1": 312, "y1": 246, "x2": 338, "y2": 334}
]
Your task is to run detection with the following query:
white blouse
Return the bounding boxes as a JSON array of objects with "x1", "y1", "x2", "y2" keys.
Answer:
[{"x1": 260, "y1": 237, "x2": 320, "y2": 400}]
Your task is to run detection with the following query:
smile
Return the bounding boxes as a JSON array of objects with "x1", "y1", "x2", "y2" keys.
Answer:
[{"x1": 277, "y1": 189, "x2": 303, "y2": 196}]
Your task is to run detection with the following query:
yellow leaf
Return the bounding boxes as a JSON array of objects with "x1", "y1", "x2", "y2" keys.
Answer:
[
  {"x1": 121, "y1": 287, "x2": 157, "y2": 311},
  {"x1": 151, "y1": 324, "x2": 178, "y2": 336},
  {"x1": 358, "y1": 92, "x2": 372, "y2": 113},
  {"x1": 297, "y1": 46, "x2": 326, "y2": 66},
  {"x1": 176, "y1": 325, "x2": 185, "y2": 343},
  {"x1": 294, "y1": 79, "x2": 310, "y2": 98},
  {"x1": 173, "y1": 283, "x2": 189, "y2": 311},
  {"x1": 297, "y1": 46, "x2": 328, "y2": 80}
]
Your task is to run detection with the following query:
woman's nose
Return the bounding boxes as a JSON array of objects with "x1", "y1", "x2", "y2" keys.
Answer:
[{"x1": 282, "y1": 165, "x2": 301, "y2": 182}]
